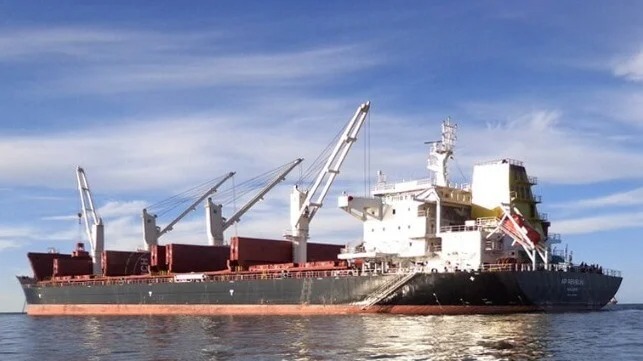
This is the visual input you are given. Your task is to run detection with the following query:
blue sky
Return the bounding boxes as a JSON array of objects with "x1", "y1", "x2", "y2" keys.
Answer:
[{"x1": 1, "y1": 1, "x2": 643, "y2": 311}]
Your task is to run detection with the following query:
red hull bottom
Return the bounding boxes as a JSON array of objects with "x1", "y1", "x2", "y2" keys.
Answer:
[{"x1": 27, "y1": 304, "x2": 541, "y2": 316}]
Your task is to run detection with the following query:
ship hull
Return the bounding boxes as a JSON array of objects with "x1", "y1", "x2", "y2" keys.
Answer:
[{"x1": 20, "y1": 270, "x2": 622, "y2": 315}]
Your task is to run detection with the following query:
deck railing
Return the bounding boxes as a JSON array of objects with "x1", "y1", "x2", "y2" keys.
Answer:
[{"x1": 27, "y1": 262, "x2": 621, "y2": 288}]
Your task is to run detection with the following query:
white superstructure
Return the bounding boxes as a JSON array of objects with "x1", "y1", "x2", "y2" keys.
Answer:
[{"x1": 338, "y1": 118, "x2": 559, "y2": 272}]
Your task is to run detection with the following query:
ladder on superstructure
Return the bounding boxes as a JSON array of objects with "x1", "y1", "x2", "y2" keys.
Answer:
[{"x1": 359, "y1": 272, "x2": 417, "y2": 309}]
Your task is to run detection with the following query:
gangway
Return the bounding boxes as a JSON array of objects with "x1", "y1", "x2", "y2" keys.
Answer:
[{"x1": 358, "y1": 271, "x2": 417, "y2": 309}]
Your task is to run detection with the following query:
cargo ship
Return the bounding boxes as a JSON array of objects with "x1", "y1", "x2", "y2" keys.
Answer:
[{"x1": 17, "y1": 102, "x2": 622, "y2": 315}]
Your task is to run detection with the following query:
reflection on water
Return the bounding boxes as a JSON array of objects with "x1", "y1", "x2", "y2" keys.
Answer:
[
  {"x1": 356, "y1": 314, "x2": 551, "y2": 360},
  {"x1": 1, "y1": 307, "x2": 643, "y2": 361}
]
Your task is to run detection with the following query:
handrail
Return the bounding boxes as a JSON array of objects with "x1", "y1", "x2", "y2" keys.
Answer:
[
  {"x1": 475, "y1": 159, "x2": 524, "y2": 167},
  {"x1": 373, "y1": 177, "x2": 471, "y2": 192},
  {"x1": 29, "y1": 262, "x2": 622, "y2": 288}
]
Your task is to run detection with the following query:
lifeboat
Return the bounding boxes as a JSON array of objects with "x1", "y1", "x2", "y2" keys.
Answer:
[{"x1": 511, "y1": 214, "x2": 542, "y2": 244}]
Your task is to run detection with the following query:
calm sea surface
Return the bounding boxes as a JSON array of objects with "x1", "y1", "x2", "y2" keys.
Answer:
[{"x1": 1, "y1": 305, "x2": 642, "y2": 361}]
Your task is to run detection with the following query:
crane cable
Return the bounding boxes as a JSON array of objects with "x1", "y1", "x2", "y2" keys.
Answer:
[
  {"x1": 363, "y1": 107, "x2": 371, "y2": 196},
  {"x1": 148, "y1": 161, "x2": 297, "y2": 220},
  {"x1": 296, "y1": 118, "x2": 346, "y2": 189}
]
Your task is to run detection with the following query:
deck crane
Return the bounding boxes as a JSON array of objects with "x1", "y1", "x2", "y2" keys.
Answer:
[
  {"x1": 286, "y1": 101, "x2": 370, "y2": 264},
  {"x1": 205, "y1": 158, "x2": 304, "y2": 246},
  {"x1": 142, "y1": 172, "x2": 235, "y2": 250},
  {"x1": 76, "y1": 166, "x2": 104, "y2": 275}
]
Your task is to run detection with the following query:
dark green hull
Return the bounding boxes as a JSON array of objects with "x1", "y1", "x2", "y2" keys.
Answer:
[{"x1": 19, "y1": 270, "x2": 622, "y2": 315}]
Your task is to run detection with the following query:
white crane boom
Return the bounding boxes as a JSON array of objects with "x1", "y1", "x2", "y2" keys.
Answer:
[
  {"x1": 142, "y1": 171, "x2": 235, "y2": 250},
  {"x1": 288, "y1": 101, "x2": 370, "y2": 263},
  {"x1": 206, "y1": 158, "x2": 304, "y2": 245},
  {"x1": 76, "y1": 166, "x2": 104, "y2": 275}
]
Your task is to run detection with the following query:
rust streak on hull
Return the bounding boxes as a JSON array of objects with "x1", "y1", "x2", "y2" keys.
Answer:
[{"x1": 27, "y1": 304, "x2": 541, "y2": 316}]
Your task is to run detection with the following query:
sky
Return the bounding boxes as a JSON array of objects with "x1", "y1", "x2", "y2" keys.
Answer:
[{"x1": 1, "y1": 1, "x2": 642, "y2": 311}]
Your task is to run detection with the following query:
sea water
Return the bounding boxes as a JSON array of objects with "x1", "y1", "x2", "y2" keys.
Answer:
[{"x1": 1, "y1": 305, "x2": 642, "y2": 361}]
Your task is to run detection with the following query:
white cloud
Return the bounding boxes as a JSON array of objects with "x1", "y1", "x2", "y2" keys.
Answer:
[
  {"x1": 613, "y1": 50, "x2": 643, "y2": 81},
  {"x1": 553, "y1": 187, "x2": 643, "y2": 210},
  {"x1": 4, "y1": 100, "x2": 643, "y2": 252},
  {"x1": 551, "y1": 212, "x2": 643, "y2": 235},
  {"x1": 23, "y1": 195, "x2": 69, "y2": 201},
  {"x1": 0, "y1": 100, "x2": 413, "y2": 194},
  {"x1": 98, "y1": 200, "x2": 149, "y2": 218},
  {"x1": 0, "y1": 27, "x2": 379, "y2": 95},
  {"x1": 0, "y1": 27, "x2": 226, "y2": 62},
  {"x1": 58, "y1": 45, "x2": 377, "y2": 94},
  {"x1": 0, "y1": 27, "x2": 134, "y2": 59},
  {"x1": 0, "y1": 240, "x2": 20, "y2": 252},
  {"x1": 41, "y1": 215, "x2": 79, "y2": 222},
  {"x1": 0, "y1": 226, "x2": 34, "y2": 239},
  {"x1": 578, "y1": 90, "x2": 643, "y2": 128},
  {"x1": 456, "y1": 109, "x2": 643, "y2": 184},
  {"x1": 2, "y1": 102, "x2": 643, "y2": 203},
  {"x1": 0, "y1": 225, "x2": 41, "y2": 252},
  {"x1": 4, "y1": 27, "x2": 643, "y2": 251}
]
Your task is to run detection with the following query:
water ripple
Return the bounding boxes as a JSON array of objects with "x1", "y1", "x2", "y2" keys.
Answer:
[{"x1": 0, "y1": 306, "x2": 642, "y2": 361}]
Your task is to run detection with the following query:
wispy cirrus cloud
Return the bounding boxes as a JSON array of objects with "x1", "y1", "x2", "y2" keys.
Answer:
[
  {"x1": 0, "y1": 27, "x2": 380, "y2": 95},
  {"x1": 0, "y1": 240, "x2": 20, "y2": 252},
  {"x1": 0, "y1": 225, "x2": 41, "y2": 252},
  {"x1": 0, "y1": 109, "x2": 357, "y2": 191},
  {"x1": 29, "y1": 106, "x2": 643, "y2": 250},
  {"x1": 41, "y1": 215, "x2": 79, "y2": 222},
  {"x1": 552, "y1": 212, "x2": 643, "y2": 235},
  {"x1": 613, "y1": 49, "x2": 643, "y2": 82},
  {"x1": 553, "y1": 187, "x2": 643, "y2": 210},
  {"x1": 456, "y1": 109, "x2": 643, "y2": 184},
  {"x1": 56, "y1": 45, "x2": 378, "y2": 94},
  {"x1": 3, "y1": 27, "x2": 643, "y2": 248},
  {"x1": 98, "y1": 200, "x2": 149, "y2": 218},
  {"x1": 2, "y1": 101, "x2": 643, "y2": 195},
  {"x1": 0, "y1": 27, "x2": 218, "y2": 61},
  {"x1": 0, "y1": 225, "x2": 37, "y2": 239}
]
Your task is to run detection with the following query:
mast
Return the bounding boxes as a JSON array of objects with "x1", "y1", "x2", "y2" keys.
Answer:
[
  {"x1": 426, "y1": 117, "x2": 457, "y2": 187},
  {"x1": 425, "y1": 118, "x2": 457, "y2": 235},
  {"x1": 76, "y1": 166, "x2": 104, "y2": 275}
]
